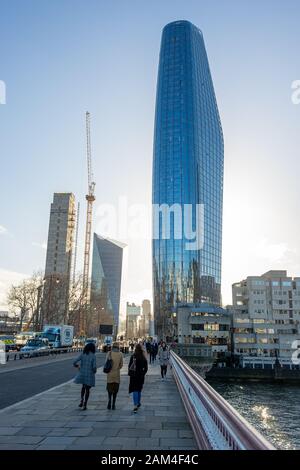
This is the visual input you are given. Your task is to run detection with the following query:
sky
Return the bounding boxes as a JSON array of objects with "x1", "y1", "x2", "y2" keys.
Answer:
[{"x1": 1, "y1": 0, "x2": 300, "y2": 314}]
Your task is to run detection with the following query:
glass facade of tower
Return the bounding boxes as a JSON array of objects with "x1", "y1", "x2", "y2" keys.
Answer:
[
  {"x1": 152, "y1": 21, "x2": 224, "y2": 337},
  {"x1": 90, "y1": 234, "x2": 125, "y2": 337}
]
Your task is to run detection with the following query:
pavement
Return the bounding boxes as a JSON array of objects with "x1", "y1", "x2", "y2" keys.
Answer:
[{"x1": 0, "y1": 356, "x2": 197, "y2": 450}]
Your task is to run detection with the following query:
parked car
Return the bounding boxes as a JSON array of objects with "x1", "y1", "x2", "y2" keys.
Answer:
[
  {"x1": 20, "y1": 338, "x2": 50, "y2": 357},
  {"x1": 15, "y1": 332, "x2": 37, "y2": 351},
  {"x1": 101, "y1": 336, "x2": 113, "y2": 353},
  {"x1": 85, "y1": 337, "x2": 99, "y2": 349}
]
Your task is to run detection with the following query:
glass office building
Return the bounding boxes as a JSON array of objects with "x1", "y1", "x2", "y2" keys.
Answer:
[
  {"x1": 90, "y1": 234, "x2": 125, "y2": 337},
  {"x1": 152, "y1": 21, "x2": 224, "y2": 338}
]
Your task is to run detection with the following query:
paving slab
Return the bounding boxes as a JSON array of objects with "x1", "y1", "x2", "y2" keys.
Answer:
[
  {"x1": 151, "y1": 429, "x2": 178, "y2": 438},
  {"x1": 0, "y1": 435, "x2": 45, "y2": 445},
  {"x1": 65, "y1": 428, "x2": 93, "y2": 437},
  {"x1": 160, "y1": 438, "x2": 196, "y2": 447},
  {"x1": 15, "y1": 427, "x2": 53, "y2": 436},
  {"x1": 36, "y1": 436, "x2": 77, "y2": 447},
  {"x1": 0, "y1": 444, "x2": 37, "y2": 450},
  {"x1": 0, "y1": 427, "x2": 22, "y2": 436},
  {"x1": 117, "y1": 428, "x2": 151, "y2": 438}
]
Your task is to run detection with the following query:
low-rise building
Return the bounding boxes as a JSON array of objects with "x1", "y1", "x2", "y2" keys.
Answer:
[
  {"x1": 232, "y1": 270, "x2": 300, "y2": 368},
  {"x1": 175, "y1": 304, "x2": 231, "y2": 356}
]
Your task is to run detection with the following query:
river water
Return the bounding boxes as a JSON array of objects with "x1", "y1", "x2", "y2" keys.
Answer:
[{"x1": 208, "y1": 380, "x2": 300, "y2": 449}]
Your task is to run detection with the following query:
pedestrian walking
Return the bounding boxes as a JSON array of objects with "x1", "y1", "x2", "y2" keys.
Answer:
[
  {"x1": 73, "y1": 342, "x2": 97, "y2": 410},
  {"x1": 153, "y1": 341, "x2": 159, "y2": 361},
  {"x1": 149, "y1": 341, "x2": 155, "y2": 364},
  {"x1": 128, "y1": 343, "x2": 148, "y2": 413},
  {"x1": 158, "y1": 341, "x2": 169, "y2": 380},
  {"x1": 106, "y1": 342, "x2": 123, "y2": 410}
]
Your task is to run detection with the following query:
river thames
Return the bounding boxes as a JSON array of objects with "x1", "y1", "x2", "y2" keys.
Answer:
[{"x1": 210, "y1": 381, "x2": 300, "y2": 449}]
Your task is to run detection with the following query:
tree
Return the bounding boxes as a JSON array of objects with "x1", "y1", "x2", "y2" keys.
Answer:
[
  {"x1": 7, "y1": 271, "x2": 94, "y2": 335},
  {"x1": 7, "y1": 272, "x2": 44, "y2": 330},
  {"x1": 68, "y1": 274, "x2": 85, "y2": 333}
]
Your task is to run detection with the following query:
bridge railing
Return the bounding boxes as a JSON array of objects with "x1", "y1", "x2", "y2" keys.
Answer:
[{"x1": 170, "y1": 350, "x2": 275, "y2": 450}]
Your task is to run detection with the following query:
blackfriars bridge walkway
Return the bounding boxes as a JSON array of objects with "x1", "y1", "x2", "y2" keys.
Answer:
[{"x1": 0, "y1": 352, "x2": 275, "y2": 450}]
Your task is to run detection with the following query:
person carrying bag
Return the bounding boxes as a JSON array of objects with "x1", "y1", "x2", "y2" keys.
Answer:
[
  {"x1": 103, "y1": 349, "x2": 113, "y2": 374},
  {"x1": 128, "y1": 343, "x2": 148, "y2": 413},
  {"x1": 105, "y1": 342, "x2": 123, "y2": 410}
]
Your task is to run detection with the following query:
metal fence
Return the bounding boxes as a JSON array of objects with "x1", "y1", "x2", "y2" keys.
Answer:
[
  {"x1": 5, "y1": 347, "x2": 89, "y2": 362},
  {"x1": 170, "y1": 350, "x2": 275, "y2": 450}
]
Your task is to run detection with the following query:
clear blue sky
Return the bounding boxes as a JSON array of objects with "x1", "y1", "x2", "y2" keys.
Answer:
[{"x1": 1, "y1": 0, "x2": 300, "y2": 311}]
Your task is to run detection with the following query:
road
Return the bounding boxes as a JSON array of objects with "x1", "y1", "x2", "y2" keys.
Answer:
[{"x1": 0, "y1": 352, "x2": 106, "y2": 410}]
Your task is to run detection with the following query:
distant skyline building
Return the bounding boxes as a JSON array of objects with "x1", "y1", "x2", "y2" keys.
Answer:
[
  {"x1": 90, "y1": 234, "x2": 125, "y2": 337},
  {"x1": 42, "y1": 193, "x2": 76, "y2": 325},
  {"x1": 152, "y1": 20, "x2": 224, "y2": 338},
  {"x1": 126, "y1": 302, "x2": 141, "y2": 339},
  {"x1": 141, "y1": 299, "x2": 151, "y2": 337}
]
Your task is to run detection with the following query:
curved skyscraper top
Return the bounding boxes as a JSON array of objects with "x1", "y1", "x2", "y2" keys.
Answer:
[{"x1": 152, "y1": 20, "x2": 224, "y2": 338}]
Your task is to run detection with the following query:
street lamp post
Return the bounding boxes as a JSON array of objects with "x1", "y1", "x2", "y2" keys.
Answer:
[{"x1": 35, "y1": 283, "x2": 43, "y2": 331}]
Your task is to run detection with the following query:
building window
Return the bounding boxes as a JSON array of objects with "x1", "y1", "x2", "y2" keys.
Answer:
[{"x1": 191, "y1": 324, "x2": 204, "y2": 331}]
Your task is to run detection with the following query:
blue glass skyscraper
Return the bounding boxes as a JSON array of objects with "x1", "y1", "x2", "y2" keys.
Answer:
[{"x1": 152, "y1": 20, "x2": 224, "y2": 338}]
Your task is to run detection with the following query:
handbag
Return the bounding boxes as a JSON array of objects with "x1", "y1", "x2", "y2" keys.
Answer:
[
  {"x1": 128, "y1": 356, "x2": 137, "y2": 377},
  {"x1": 103, "y1": 352, "x2": 113, "y2": 374}
]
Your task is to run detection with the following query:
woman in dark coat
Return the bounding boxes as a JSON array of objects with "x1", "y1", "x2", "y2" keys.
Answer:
[
  {"x1": 128, "y1": 343, "x2": 148, "y2": 413},
  {"x1": 73, "y1": 342, "x2": 97, "y2": 410}
]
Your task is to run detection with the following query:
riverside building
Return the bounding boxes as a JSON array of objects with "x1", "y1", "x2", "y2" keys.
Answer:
[
  {"x1": 174, "y1": 304, "x2": 231, "y2": 356},
  {"x1": 232, "y1": 270, "x2": 300, "y2": 368}
]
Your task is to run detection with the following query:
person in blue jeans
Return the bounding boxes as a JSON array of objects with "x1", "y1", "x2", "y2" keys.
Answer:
[
  {"x1": 128, "y1": 343, "x2": 148, "y2": 413},
  {"x1": 73, "y1": 342, "x2": 97, "y2": 410}
]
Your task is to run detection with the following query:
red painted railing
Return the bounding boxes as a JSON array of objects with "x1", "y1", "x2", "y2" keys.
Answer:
[{"x1": 170, "y1": 351, "x2": 275, "y2": 450}]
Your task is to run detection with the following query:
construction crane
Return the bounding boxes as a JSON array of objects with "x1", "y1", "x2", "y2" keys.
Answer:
[{"x1": 80, "y1": 111, "x2": 96, "y2": 334}]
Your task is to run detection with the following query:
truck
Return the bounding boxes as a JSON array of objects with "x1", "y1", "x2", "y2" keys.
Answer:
[{"x1": 41, "y1": 325, "x2": 74, "y2": 349}]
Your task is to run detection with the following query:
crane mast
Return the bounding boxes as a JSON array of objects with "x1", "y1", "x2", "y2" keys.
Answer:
[{"x1": 81, "y1": 111, "x2": 96, "y2": 334}]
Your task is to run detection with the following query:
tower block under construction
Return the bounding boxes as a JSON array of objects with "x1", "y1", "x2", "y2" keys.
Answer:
[{"x1": 42, "y1": 192, "x2": 76, "y2": 325}]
